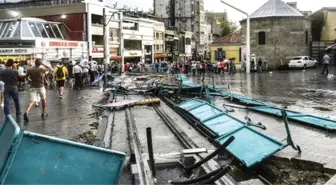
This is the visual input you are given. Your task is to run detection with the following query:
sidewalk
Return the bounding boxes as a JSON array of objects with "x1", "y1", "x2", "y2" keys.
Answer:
[{"x1": 0, "y1": 88, "x2": 103, "y2": 140}]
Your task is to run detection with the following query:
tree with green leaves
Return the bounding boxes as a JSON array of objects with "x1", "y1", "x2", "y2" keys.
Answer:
[{"x1": 220, "y1": 19, "x2": 237, "y2": 37}]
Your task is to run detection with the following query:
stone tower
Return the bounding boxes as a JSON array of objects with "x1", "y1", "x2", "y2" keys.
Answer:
[{"x1": 240, "y1": 0, "x2": 311, "y2": 69}]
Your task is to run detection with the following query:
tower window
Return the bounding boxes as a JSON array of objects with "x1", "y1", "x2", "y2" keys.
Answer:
[{"x1": 258, "y1": 31, "x2": 266, "y2": 45}]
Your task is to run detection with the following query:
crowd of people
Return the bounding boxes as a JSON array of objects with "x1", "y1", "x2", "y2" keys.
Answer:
[{"x1": 0, "y1": 58, "x2": 106, "y2": 122}]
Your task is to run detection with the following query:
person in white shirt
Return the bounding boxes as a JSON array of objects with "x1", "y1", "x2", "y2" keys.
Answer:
[
  {"x1": 81, "y1": 61, "x2": 90, "y2": 85},
  {"x1": 73, "y1": 62, "x2": 83, "y2": 89},
  {"x1": 191, "y1": 62, "x2": 196, "y2": 76}
]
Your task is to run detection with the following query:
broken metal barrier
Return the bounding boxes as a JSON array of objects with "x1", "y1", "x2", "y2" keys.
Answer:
[
  {"x1": 0, "y1": 115, "x2": 126, "y2": 185},
  {"x1": 176, "y1": 99, "x2": 300, "y2": 168},
  {"x1": 175, "y1": 74, "x2": 226, "y2": 90},
  {"x1": 150, "y1": 74, "x2": 336, "y2": 131},
  {"x1": 93, "y1": 98, "x2": 161, "y2": 110},
  {"x1": 250, "y1": 106, "x2": 336, "y2": 130}
]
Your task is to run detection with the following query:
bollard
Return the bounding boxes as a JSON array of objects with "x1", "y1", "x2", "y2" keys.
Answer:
[{"x1": 146, "y1": 127, "x2": 156, "y2": 177}]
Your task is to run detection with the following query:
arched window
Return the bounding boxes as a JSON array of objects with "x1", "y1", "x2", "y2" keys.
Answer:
[{"x1": 258, "y1": 31, "x2": 266, "y2": 45}]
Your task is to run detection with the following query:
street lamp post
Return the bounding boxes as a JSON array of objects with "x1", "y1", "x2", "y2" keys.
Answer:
[
  {"x1": 103, "y1": 8, "x2": 123, "y2": 85},
  {"x1": 220, "y1": 0, "x2": 250, "y2": 74}
]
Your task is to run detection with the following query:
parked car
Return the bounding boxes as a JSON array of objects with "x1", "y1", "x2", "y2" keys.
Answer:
[{"x1": 288, "y1": 56, "x2": 318, "y2": 69}]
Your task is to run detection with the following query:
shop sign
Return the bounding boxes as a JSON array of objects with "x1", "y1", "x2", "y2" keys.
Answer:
[
  {"x1": 49, "y1": 41, "x2": 79, "y2": 47},
  {"x1": 129, "y1": 52, "x2": 138, "y2": 56},
  {"x1": 155, "y1": 53, "x2": 168, "y2": 58},
  {"x1": 0, "y1": 48, "x2": 29, "y2": 54},
  {"x1": 124, "y1": 50, "x2": 142, "y2": 57},
  {"x1": 92, "y1": 48, "x2": 104, "y2": 53}
]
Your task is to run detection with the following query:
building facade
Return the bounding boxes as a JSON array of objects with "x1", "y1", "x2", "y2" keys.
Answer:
[
  {"x1": 154, "y1": 0, "x2": 207, "y2": 60},
  {"x1": 240, "y1": 0, "x2": 311, "y2": 69},
  {"x1": 121, "y1": 16, "x2": 155, "y2": 65},
  {"x1": 205, "y1": 11, "x2": 227, "y2": 38},
  {"x1": 210, "y1": 32, "x2": 241, "y2": 63},
  {"x1": 0, "y1": 1, "x2": 123, "y2": 63},
  {"x1": 320, "y1": 8, "x2": 336, "y2": 41},
  {"x1": 153, "y1": 21, "x2": 166, "y2": 62},
  {"x1": 0, "y1": 18, "x2": 87, "y2": 63}
]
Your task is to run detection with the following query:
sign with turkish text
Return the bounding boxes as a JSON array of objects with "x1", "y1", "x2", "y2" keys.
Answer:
[
  {"x1": 0, "y1": 48, "x2": 29, "y2": 54},
  {"x1": 49, "y1": 41, "x2": 79, "y2": 47},
  {"x1": 155, "y1": 53, "x2": 168, "y2": 58}
]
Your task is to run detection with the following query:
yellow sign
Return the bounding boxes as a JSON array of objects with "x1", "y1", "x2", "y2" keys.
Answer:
[{"x1": 129, "y1": 52, "x2": 138, "y2": 56}]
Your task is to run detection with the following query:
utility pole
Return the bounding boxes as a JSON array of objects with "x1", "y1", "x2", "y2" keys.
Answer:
[
  {"x1": 103, "y1": 8, "x2": 109, "y2": 85},
  {"x1": 220, "y1": 0, "x2": 250, "y2": 74}
]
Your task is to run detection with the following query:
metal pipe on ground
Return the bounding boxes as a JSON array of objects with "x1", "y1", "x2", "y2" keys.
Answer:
[
  {"x1": 168, "y1": 165, "x2": 231, "y2": 185},
  {"x1": 184, "y1": 136, "x2": 235, "y2": 171},
  {"x1": 146, "y1": 127, "x2": 156, "y2": 177}
]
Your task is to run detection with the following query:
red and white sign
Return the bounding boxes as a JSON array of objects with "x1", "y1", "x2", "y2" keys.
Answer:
[
  {"x1": 92, "y1": 48, "x2": 104, "y2": 53},
  {"x1": 35, "y1": 39, "x2": 87, "y2": 49},
  {"x1": 50, "y1": 41, "x2": 79, "y2": 47}
]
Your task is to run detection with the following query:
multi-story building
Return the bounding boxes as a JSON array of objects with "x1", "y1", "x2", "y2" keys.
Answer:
[
  {"x1": 205, "y1": 11, "x2": 227, "y2": 38},
  {"x1": 0, "y1": 0, "x2": 122, "y2": 63},
  {"x1": 153, "y1": 21, "x2": 166, "y2": 62},
  {"x1": 155, "y1": 0, "x2": 207, "y2": 60},
  {"x1": 165, "y1": 29, "x2": 179, "y2": 62},
  {"x1": 319, "y1": 7, "x2": 336, "y2": 41},
  {"x1": 121, "y1": 15, "x2": 154, "y2": 64}
]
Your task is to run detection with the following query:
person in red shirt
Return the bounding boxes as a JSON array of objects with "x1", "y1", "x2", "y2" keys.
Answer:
[
  {"x1": 124, "y1": 63, "x2": 129, "y2": 73},
  {"x1": 220, "y1": 60, "x2": 225, "y2": 74},
  {"x1": 201, "y1": 62, "x2": 206, "y2": 75}
]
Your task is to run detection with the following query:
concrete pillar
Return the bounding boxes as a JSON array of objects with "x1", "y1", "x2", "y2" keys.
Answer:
[
  {"x1": 119, "y1": 12, "x2": 124, "y2": 72},
  {"x1": 87, "y1": 5, "x2": 92, "y2": 60}
]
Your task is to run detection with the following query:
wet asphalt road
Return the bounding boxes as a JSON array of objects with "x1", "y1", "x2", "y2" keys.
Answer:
[
  {"x1": 190, "y1": 66, "x2": 336, "y2": 119},
  {"x1": 0, "y1": 86, "x2": 103, "y2": 140},
  {"x1": 188, "y1": 66, "x2": 336, "y2": 170}
]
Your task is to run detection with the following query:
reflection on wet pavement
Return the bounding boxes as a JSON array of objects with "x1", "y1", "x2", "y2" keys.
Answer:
[
  {"x1": 189, "y1": 67, "x2": 336, "y2": 119},
  {"x1": 0, "y1": 88, "x2": 103, "y2": 140}
]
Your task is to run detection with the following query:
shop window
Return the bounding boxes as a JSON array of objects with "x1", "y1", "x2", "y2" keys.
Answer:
[
  {"x1": 51, "y1": 24, "x2": 63, "y2": 39},
  {"x1": 28, "y1": 22, "x2": 41, "y2": 37},
  {"x1": 12, "y1": 23, "x2": 21, "y2": 38},
  {"x1": 186, "y1": 38, "x2": 191, "y2": 45},
  {"x1": 22, "y1": 21, "x2": 34, "y2": 37},
  {"x1": 258, "y1": 32, "x2": 266, "y2": 45},
  {"x1": 36, "y1": 23, "x2": 48, "y2": 38},
  {"x1": 3, "y1": 22, "x2": 16, "y2": 38},
  {"x1": 58, "y1": 24, "x2": 70, "y2": 40},
  {"x1": 123, "y1": 21, "x2": 138, "y2": 31},
  {"x1": 0, "y1": 22, "x2": 9, "y2": 38},
  {"x1": 44, "y1": 23, "x2": 56, "y2": 38}
]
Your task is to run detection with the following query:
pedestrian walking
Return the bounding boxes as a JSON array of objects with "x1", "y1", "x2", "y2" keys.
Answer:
[
  {"x1": 322, "y1": 52, "x2": 330, "y2": 75},
  {"x1": 257, "y1": 58, "x2": 263, "y2": 73},
  {"x1": 54, "y1": 61, "x2": 68, "y2": 98},
  {"x1": 0, "y1": 59, "x2": 22, "y2": 117},
  {"x1": 81, "y1": 61, "x2": 90, "y2": 85},
  {"x1": 263, "y1": 58, "x2": 268, "y2": 71},
  {"x1": 23, "y1": 59, "x2": 51, "y2": 121},
  {"x1": 191, "y1": 62, "x2": 196, "y2": 76},
  {"x1": 73, "y1": 62, "x2": 83, "y2": 89}
]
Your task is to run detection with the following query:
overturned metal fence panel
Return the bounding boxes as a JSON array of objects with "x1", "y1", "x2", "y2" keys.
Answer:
[
  {"x1": 178, "y1": 99, "x2": 288, "y2": 168},
  {"x1": 0, "y1": 116, "x2": 126, "y2": 185}
]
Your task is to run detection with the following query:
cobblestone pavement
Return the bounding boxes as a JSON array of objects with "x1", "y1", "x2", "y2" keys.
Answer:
[
  {"x1": 0, "y1": 87, "x2": 103, "y2": 140},
  {"x1": 189, "y1": 67, "x2": 336, "y2": 171}
]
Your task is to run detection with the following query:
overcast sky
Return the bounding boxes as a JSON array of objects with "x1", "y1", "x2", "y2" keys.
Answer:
[{"x1": 109, "y1": 0, "x2": 336, "y2": 23}]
